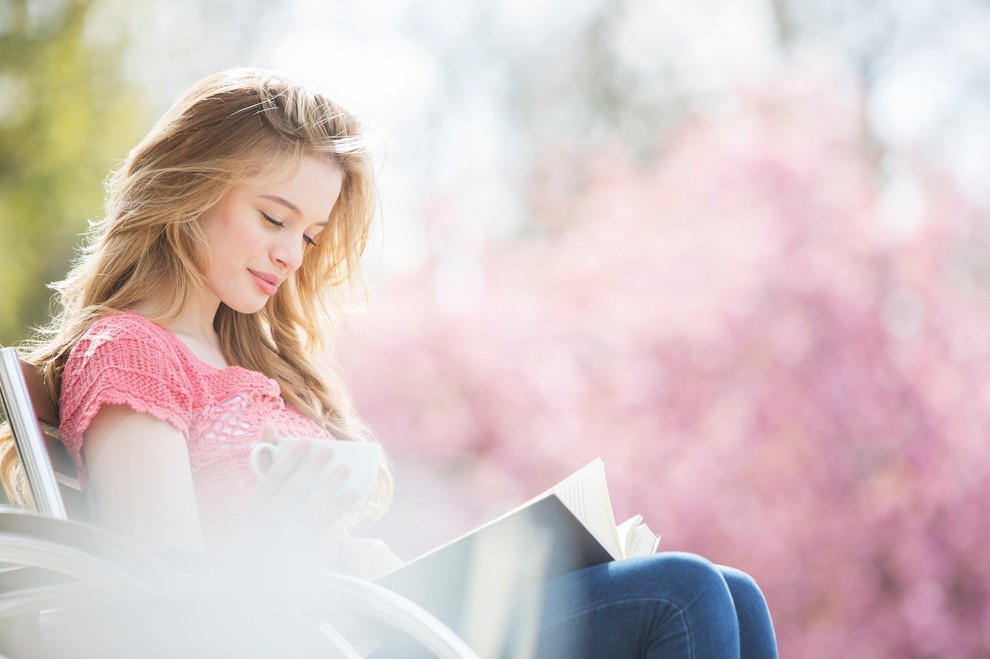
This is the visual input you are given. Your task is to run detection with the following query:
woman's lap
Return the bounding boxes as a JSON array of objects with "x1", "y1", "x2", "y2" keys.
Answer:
[
  {"x1": 511, "y1": 552, "x2": 777, "y2": 659},
  {"x1": 374, "y1": 552, "x2": 777, "y2": 658}
]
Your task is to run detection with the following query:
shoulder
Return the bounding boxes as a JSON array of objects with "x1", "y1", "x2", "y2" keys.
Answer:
[
  {"x1": 58, "y1": 312, "x2": 200, "y2": 480},
  {"x1": 63, "y1": 311, "x2": 196, "y2": 400},
  {"x1": 73, "y1": 312, "x2": 179, "y2": 359}
]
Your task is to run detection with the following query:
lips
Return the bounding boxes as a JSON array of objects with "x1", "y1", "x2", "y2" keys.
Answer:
[{"x1": 248, "y1": 269, "x2": 280, "y2": 296}]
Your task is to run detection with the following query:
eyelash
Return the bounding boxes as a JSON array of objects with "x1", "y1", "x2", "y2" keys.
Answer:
[{"x1": 261, "y1": 211, "x2": 317, "y2": 247}]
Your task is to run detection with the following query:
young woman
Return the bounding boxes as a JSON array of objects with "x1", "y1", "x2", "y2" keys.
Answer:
[{"x1": 1, "y1": 68, "x2": 777, "y2": 657}]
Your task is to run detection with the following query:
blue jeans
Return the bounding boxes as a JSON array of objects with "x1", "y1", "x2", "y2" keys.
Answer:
[{"x1": 506, "y1": 552, "x2": 778, "y2": 658}]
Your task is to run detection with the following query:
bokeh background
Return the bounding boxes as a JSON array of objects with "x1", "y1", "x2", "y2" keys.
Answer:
[{"x1": 3, "y1": 0, "x2": 990, "y2": 656}]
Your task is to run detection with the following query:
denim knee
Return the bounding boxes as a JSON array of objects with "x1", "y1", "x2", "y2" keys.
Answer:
[
  {"x1": 717, "y1": 566, "x2": 761, "y2": 599},
  {"x1": 623, "y1": 552, "x2": 733, "y2": 608},
  {"x1": 618, "y1": 553, "x2": 741, "y2": 657},
  {"x1": 716, "y1": 565, "x2": 778, "y2": 659},
  {"x1": 716, "y1": 565, "x2": 772, "y2": 621}
]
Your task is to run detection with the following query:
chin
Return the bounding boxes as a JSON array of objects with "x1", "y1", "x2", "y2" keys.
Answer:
[{"x1": 225, "y1": 297, "x2": 270, "y2": 315}]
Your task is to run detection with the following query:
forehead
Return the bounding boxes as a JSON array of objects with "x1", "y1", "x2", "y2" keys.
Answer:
[
  {"x1": 240, "y1": 152, "x2": 338, "y2": 188},
  {"x1": 237, "y1": 156, "x2": 343, "y2": 222}
]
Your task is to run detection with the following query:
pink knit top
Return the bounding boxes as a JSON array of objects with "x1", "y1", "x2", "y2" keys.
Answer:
[{"x1": 59, "y1": 311, "x2": 346, "y2": 555}]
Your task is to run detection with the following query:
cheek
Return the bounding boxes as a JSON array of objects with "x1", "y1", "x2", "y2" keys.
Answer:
[
  {"x1": 201, "y1": 212, "x2": 250, "y2": 266},
  {"x1": 198, "y1": 211, "x2": 225, "y2": 254}
]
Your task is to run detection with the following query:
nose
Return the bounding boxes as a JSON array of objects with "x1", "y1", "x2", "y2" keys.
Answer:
[{"x1": 271, "y1": 234, "x2": 304, "y2": 273}]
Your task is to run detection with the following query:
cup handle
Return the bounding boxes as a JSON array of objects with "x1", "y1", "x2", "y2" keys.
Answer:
[{"x1": 250, "y1": 442, "x2": 278, "y2": 477}]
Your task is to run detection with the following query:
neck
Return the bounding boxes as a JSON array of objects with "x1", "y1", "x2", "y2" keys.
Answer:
[{"x1": 133, "y1": 289, "x2": 221, "y2": 346}]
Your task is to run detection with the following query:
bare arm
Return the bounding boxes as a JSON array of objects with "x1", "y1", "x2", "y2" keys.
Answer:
[
  {"x1": 83, "y1": 404, "x2": 204, "y2": 551},
  {"x1": 83, "y1": 412, "x2": 388, "y2": 569}
]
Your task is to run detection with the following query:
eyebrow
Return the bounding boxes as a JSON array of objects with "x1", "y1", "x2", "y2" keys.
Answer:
[
  {"x1": 259, "y1": 194, "x2": 301, "y2": 216},
  {"x1": 259, "y1": 194, "x2": 329, "y2": 226}
]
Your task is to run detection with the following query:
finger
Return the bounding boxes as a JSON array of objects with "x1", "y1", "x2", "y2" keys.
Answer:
[
  {"x1": 250, "y1": 442, "x2": 307, "y2": 510},
  {"x1": 296, "y1": 463, "x2": 353, "y2": 520},
  {"x1": 249, "y1": 440, "x2": 314, "y2": 512},
  {"x1": 312, "y1": 489, "x2": 362, "y2": 531},
  {"x1": 260, "y1": 444, "x2": 336, "y2": 518}
]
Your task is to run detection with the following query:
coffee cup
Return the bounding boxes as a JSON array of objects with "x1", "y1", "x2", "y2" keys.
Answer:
[{"x1": 249, "y1": 438, "x2": 383, "y2": 505}]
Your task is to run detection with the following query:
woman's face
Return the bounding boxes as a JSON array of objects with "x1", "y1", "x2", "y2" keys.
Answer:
[{"x1": 199, "y1": 156, "x2": 343, "y2": 314}]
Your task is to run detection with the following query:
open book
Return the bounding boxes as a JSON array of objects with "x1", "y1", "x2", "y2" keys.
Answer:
[
  {"x1": 544, "y1": 458, "x2": 661, "y2": 560},
  {"x1": 374, "y1": 459, "x2": 659, "y2": 651}
]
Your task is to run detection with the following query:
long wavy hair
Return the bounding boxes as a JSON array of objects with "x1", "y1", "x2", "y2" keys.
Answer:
[{"x1": 1, "y1": 68, "x2": 391, "y2": 514}]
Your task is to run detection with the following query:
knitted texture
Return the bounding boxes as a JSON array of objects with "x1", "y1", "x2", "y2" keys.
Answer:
[{"x1": 59, "y1": 312, "x2": 338, "y2": 553}]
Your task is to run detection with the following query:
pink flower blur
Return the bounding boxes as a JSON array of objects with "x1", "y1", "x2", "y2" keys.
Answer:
[{"x1": 341, "y1": 73, "x2": 990, "y2": 657}]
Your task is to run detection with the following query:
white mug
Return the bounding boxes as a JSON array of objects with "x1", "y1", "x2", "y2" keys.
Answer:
[{"x1": 249, "y1": 438, "x2": 383, "y2": 505}]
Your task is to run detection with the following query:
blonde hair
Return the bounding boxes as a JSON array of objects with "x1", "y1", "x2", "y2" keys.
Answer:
[{"x1": 2, "y1": 68, "x2": 391, "y2": 514}]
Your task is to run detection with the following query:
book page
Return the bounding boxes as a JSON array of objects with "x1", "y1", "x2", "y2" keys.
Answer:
[
  {"x1": 617, "y1": 515, "x2": 661, "y2": 557},
  {"x1": 615, "y1": 515, "x2": 641, "y2": 556},
  {"x1": 548, "y1": 459, "x2": 622, "y2": 558},
  {"x1": 385, "y1": 458, "x2": 628, "y2": 577}
]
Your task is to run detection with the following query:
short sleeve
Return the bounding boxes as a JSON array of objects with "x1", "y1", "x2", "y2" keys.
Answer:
[{"x1": 58, "y1": 314, "x2": 195, "y2": 480}]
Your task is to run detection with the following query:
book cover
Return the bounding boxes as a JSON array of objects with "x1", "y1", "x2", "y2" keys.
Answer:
[
  {"x1": 376, "y1": 492, "x2": 614, "y2": 636},
  {"x1": 373, "y1": 459, "x2": 659, "y2": 646}
]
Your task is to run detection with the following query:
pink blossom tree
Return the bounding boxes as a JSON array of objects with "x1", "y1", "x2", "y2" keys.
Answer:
[{"x1": 341, "y1": 72, "x2": 990, "y2": 657}]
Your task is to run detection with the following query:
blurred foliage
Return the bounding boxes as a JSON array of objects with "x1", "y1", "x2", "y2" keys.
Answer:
[
  {"x1": 0, "y1": 0, "x2": 291, "y2": 347},
  {"x1": 394, "y1": 0, "x2": 989, "y2": 247},
  {"x1": 0, "y1": 0, "x2": 147, "y2": 345}
]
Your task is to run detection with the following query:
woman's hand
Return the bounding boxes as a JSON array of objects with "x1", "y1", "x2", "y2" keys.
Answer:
[{"x1": 248, "y1": 425, "x2": 362, "y2": 556}]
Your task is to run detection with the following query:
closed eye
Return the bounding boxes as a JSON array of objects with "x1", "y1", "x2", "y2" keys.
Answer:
[
  {"x1": 260, "y1": 211, "x2": 284, "y2": 228},
  {"x1": 263, "y1": 210, "x2": 318, "y2": 248}
]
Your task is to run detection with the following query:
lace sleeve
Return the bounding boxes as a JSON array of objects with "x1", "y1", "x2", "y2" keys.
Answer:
[{"x1": 58, "y1": 315, "x2": 195, "y2": 479}]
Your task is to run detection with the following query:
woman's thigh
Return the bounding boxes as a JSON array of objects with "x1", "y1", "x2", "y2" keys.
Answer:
[{"x1": 510, "y1": 552, "x2": 743, "y2": 659}]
